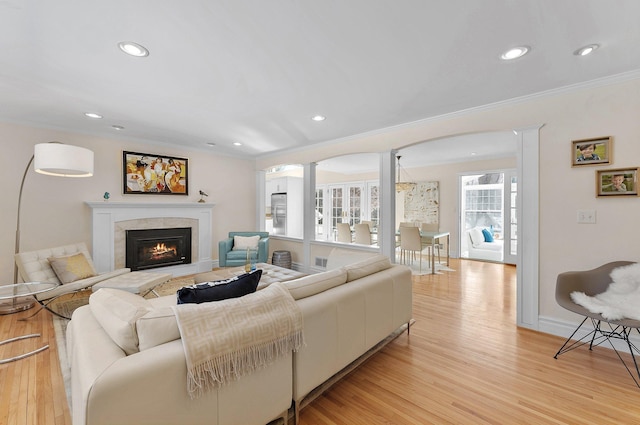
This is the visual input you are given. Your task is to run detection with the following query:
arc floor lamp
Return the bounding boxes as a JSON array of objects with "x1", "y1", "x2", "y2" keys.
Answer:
[{"x1": 0, "y1": 142, "x2": 94, "y2": 314}]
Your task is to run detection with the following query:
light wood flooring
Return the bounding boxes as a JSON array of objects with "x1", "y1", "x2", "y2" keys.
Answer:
[{"x1": 2, "y1": 259, "x2": 640, "y2": 425}]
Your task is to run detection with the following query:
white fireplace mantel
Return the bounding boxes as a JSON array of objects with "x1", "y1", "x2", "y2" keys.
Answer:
[{"x1": 86, "y1": 202, "x2": 215, "y2": 276}]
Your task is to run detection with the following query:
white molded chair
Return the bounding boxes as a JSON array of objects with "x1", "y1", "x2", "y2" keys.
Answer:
[
  {"x1": 420, "y1": 223, "x2": 442, "y2": 265},
  {"x1": 336, "y1": 223, "x2": 353, "y2": 243},
  {"x1": 354, "y1": 223, "x2": 373, "y2": 245},
  {"x1": 554, "y1": 261, "x2": 640, "y2": 387},
  {"x1": 399, "y1": 226, "x2": 424, "y2": 272}
]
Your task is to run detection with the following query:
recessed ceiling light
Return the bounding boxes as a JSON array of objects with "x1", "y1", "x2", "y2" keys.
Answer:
[
  {"x1": 233, "y1": 142, "x2": 242, "y2": 146},
  {"x1": 111, "y1": 125, "x2": 124, "y2": 130},
  {"x1": 471, "y1": 152, "x2": 477, "y2": 156},
  {"x1": 118, "y1": 41, "x2": 149, "y2": 57},
  {"x1": 84, "y1": 112, "x2": 103, "y2": 119},
  {"x1": 500, "y1": 46, "x2": 530, "y2": 60},
  {"x1": 206, "y1": 142, "x2": 216, "y2": 147},
  {"x1": 311, "y1": 115, "x2": 326, "y2": 121},
  {"x1": 574, "y1": 44, "x2": 599, "y2": 56}
]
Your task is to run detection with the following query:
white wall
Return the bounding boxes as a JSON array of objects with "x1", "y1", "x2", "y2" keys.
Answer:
[
  {"x1": 0, "y1": 122, "x2": 256, "y2": 284},
  {"x1": 256, "y1": 75, "x2": 640, "y2": 328}
]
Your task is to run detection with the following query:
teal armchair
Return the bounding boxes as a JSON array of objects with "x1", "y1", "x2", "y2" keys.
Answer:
[{"x1": 218, "y1": 231, "x2": 269, "y2": 267}]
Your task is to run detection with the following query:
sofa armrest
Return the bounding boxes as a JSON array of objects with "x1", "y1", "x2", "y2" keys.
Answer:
[
  {"x1": 218, "y1": 238, "x2": 233, "y2": 267},
  {"x1": 258, "y1": 237, "x2": 269, "y2": 263}
]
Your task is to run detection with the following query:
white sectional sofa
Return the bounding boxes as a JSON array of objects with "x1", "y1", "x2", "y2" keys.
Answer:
[{"x1": 66, "y1": 253, "x2": 413, "y2": 425}]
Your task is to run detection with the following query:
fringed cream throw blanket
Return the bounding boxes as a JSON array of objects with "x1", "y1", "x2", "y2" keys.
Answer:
[{"x1": 172, "y1": 282, "x2": 304, "y2": 398}]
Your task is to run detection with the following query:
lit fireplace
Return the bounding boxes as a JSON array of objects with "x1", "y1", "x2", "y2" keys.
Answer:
[{"x1": 126, "y1": 227, "x2": 192, "y2": 271}]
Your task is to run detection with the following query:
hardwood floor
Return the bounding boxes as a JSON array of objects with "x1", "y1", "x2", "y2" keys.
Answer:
[{"x1": 2, "y1": 259, "x2": 640, "y2": 424}]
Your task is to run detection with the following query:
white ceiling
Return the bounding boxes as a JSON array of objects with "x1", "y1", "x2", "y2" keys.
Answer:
[{"x1": 1, "y1": 1, "x2": 639, "y2": 162}]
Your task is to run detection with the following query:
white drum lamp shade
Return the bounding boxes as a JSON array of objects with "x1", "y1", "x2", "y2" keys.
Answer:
[{"x1": 34, "y1": 143, "x2": 94, "y2": 177}]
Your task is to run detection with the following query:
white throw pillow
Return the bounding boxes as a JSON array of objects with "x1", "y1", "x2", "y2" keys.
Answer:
[
  {"x1": 137, "y1": 306, "x2": 181, "y2": 351},
  {"x1": 285, "y1": 268, "x2": 348, "y2": 300},
  {"x1": 232, "y1": 235, "x2": 261, "y2": 251},
  {"x1": 468, "y1": 227, "x2": 484, "y2": 248},
  {"x1": 89, "y1": 288, "x2": 151, "y2": 355}
]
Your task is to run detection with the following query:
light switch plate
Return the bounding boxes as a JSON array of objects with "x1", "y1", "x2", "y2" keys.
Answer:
[{"x1": 577, "y1": 209, "x2": 596, "y2": 224}]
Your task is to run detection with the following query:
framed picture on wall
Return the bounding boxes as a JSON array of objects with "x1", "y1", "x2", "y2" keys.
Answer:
[
  {"x1": 123, "y1": 151, "x2": 189, "y2": 195},
  {"x1": 572, "y1": 136, "x2": 611, "y2": 167},
  {"x1": 596, "y1": 168, "x2": 639, "y2": 197}
]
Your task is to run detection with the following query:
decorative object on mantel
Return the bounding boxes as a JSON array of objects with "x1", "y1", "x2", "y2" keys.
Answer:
[
  {"x1": 2, "y1": 142, "x2": 94, "y2": 315},
  {"x1": 198, "y1": 190, "x2": 208, "y2": 203},
  {"x1": 395, "y1": 155, "x2": 416, "y2": 192},
  {"x1": 123, "y1": 151, "x2": 188, "y2": 195},
  {"x1": 103, "y1": 192, "x2": 110, "y2": 201}
]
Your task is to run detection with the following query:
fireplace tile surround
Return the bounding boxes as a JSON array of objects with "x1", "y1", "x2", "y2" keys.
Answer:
[{"x1": 86, "y1": 202, "x2": 214, "y2": 276}]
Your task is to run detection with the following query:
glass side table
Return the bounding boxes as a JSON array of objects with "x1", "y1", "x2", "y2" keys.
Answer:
[{"x1": 0, "y1": 281, "x2": 59, "y2": 364}]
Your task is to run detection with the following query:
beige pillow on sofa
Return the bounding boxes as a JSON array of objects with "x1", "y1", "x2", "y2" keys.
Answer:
[
  {"x1": 48, "y1": 252, "x2": 97, "y2": 284},
  {"x1": 89, "y1": 288, "x2": 151, "y2": 355},
  {"x1": 284, "y1": 268, "x2": 348, "y2": 300}
]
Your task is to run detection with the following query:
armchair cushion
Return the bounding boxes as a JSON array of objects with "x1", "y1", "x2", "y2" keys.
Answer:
[{"x1": 232, "y1": 235, "x2": 260, "y2": 251}]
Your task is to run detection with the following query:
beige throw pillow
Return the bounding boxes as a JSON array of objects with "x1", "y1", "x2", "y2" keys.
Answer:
[
  {"x1": 232, "y1": 235, "x2": 261, "y2": 251},
  {"x1": 48, "y1": 252, "x2": 97, "y2": 284}
]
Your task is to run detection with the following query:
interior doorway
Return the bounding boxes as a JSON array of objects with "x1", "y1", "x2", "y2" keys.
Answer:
[{"x1": 459, "y1": 169, "x2": 517, "y2": 265}]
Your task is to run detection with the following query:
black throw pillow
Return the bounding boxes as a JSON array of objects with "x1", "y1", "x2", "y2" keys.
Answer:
[{"x1": 177, "y1": 269, "x2": 262, "y2": 304}]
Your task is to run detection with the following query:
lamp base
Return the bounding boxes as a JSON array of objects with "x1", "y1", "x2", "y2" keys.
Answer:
[{"x1": 0, "y1": 299, "x2": 36, "y2": 315}]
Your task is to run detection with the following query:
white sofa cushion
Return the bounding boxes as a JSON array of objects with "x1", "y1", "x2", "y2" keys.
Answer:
[
  {"x1": 468, "y1": 227, "x2": 485, "y2": 248},
  {"x1": 325, "y1": 248, "x2": 379, "y2": 270},
  {"x1": 89, "y1": 288, "x2": 151, "y2": 355},
  {"x1": 137, "y1": 306, "x2": 181, "y2": 351},
  {"x1": 343, "y1": 254, "x2": 392, "y2": 282},
  {"x1": 284, "y1": 268, "x2": 348, "y2": 300}
]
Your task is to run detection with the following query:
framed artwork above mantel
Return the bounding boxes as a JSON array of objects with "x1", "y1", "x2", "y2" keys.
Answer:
[{"x1": 123, "y1": 151, "x2": 189, "y2": 195}]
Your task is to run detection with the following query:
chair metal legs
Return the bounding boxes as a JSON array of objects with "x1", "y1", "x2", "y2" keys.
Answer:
[{"x1": 554, "y1": 316, "x2": 640, "y2": 388}]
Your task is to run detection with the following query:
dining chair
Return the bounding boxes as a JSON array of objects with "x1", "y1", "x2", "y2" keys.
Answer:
[
  {"x1": 420, "y1": 223, "x2": 441, "y2": 265},
  {"x1": 354, "y1": 223, "x2": 373, "y2": 245},
  {"x1": 361, "y1": 220, "x2": 376, "y2": 243},
  {"x1": 336, "y1": 223, "x2": 353, "y2": 243},
  {"x1": 399, "y1": 226, "x2": 424, "y2": 272}
]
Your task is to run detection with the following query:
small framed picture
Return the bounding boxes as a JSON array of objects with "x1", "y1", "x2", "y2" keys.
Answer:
[
  {"x1": 596, "y1": 168, "x2": 639, "y2": 197},
  {"x1": 572, "y1": 136, "x2": 611, "y2": 167},
  {"x1": 123, "y1": 151, "x2": 189, "y2": 195}
]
